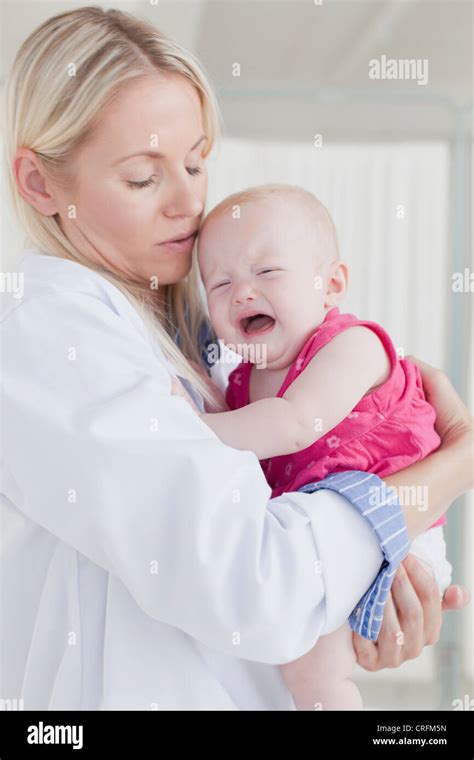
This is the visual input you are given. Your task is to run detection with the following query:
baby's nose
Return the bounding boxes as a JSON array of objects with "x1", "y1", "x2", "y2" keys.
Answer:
[{"x1": 232, "y1": 282, "x2": 256, "y2": 304}]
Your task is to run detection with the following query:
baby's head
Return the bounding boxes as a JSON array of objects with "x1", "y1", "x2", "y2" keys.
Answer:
[{"x1": 197, "y1": 184, "x2": 347, "y2": 369}]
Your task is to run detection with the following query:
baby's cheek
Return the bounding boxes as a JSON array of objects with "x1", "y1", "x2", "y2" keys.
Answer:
[
  {"x1": 219, "y1": 322, "x2": 236, "y2": 346},
  {"x1": 208, "y1": 303, "x2": 232, "y2": 342}
]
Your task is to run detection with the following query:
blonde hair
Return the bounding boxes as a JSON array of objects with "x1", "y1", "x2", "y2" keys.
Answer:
[
  {"x1": 201, "y1": 183, "x2": 340, "y2": 265},
  {"x1": 4, "y1": 5, "x2": 223, "y2": 409}
]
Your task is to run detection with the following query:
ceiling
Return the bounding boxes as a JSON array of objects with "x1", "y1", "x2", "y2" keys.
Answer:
[{"x1": 1, "y1": 0, "x2": 472, "y2": 140}]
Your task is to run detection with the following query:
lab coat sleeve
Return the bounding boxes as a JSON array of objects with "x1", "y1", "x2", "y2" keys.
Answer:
[{"x1": 3, "y1": 290, "x2": 385, "y2": 664}]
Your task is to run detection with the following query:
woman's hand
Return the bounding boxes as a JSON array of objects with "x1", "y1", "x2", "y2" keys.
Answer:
[
  {"x1": 354, "y1": 554, "x2": 471, "y2": 670},
  {"x1": 355, "y1": 357, "x2": 472, "y2": 670},
  {"x1": 384, "y1": 357, "x2": 473, "y2": 537},
  {"x1": 410, "y1": 356, "x2": 473, "y2": 490}
]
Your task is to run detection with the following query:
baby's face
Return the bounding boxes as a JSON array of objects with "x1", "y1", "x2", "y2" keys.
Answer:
[{"x1": 198, "y1": 199, "x2": 332, "y2": 369}]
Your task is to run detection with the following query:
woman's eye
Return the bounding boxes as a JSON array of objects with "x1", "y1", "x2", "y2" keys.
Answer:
[
  {"x1": 127, "y1": 166, "x2": 202, "y2": 188},
  {"x1": 187, "y1": 166, "x2": 203, "y2": 177},
  {"x1": 127, "y1": 176, "x2": 156, "y2": 190}
]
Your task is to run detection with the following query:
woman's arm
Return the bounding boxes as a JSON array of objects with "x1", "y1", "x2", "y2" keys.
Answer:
[
  {"x1": 3, "y1": 288, "x2": 396, "y2": 664},
  {"x1": 385, "y1": 357, "x2": 473, "y2": 540},
  {"x1": 355, "y1": 356, "x2": 473, "y2": 670}
]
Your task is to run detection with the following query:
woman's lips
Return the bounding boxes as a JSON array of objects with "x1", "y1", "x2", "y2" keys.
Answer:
[{"x1": 157, "y1": 232, "x2": 198, "y2": 254}]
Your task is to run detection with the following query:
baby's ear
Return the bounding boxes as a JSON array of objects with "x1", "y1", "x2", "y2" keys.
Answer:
[{"x1": 324, "y1": 262, "x2": 348, "y2": 308}]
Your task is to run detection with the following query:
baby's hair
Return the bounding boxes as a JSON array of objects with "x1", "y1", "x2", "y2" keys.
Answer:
[{"x1": 201, "y1": 183, "x2": 340, "y2": 266}]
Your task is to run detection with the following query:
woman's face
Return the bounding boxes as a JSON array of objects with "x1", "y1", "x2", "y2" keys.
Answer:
[{"x1": 53, "y1": 74, "x2": 208, "y2": 285}]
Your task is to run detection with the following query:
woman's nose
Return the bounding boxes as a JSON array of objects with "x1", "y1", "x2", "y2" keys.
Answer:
[{"x1": 162, "y1": 174, "x2": 205, "y2": 219}]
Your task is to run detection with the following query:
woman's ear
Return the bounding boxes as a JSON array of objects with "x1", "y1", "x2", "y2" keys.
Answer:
[
  {"x1": 324, "y1": 262, "x2": 348, "y2": 308},
  {"x1": 12, "y1": 148, "x2": 59, "y2": 216}
]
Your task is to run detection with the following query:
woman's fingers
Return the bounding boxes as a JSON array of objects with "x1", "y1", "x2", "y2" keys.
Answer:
[
  {"x1": 352, "y1": 629, "x2": 379, "y2": 672},
  {"x1": 442, "y1": 584, "x2": 471, "y2": 611},
  {"x1": 355, "y1": 561, "x2": 471, "y2": 673},
  {"x1": 372, "y1": 592, "x2": 405, "y2": 668},
  {"x1": 355, "y1": 557, "x2": 433, "y2": 671},
  {"x1": 396, "y1": 554, "x2": 441, "y2": 648},
  {"x1": 353, "y1": 593, "x2": 403, "y2": 671}
]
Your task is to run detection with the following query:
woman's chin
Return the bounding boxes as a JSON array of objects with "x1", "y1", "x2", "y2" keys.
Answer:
[{"x1": 145, "y1": 255, "x2": 193, "y2": 286}]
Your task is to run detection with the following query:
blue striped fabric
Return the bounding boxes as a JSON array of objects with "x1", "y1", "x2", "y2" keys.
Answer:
[
  {"x1": 174, "y1": 321, "x2": 219, "y2": 371},
  {"x1": 299, "y1": 471, "x2": 410, "y2": 641},
  {"x1": 199, "y1": 321, "x2": 219, "y2": 370}
]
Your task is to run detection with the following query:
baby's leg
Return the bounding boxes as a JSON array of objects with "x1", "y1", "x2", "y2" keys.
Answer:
[{"x1": 280, "y1": 622, "x2": 362, "y2": 711}]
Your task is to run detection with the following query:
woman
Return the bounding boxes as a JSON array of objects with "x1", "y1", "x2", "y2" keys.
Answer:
[{"x1": 1, "y1": 7, "x2": 472, "y2": 710}]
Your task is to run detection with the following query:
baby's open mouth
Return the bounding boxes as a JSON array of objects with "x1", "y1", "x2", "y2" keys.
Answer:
[{"x1": 240, "y1": 314, "x2": 276, "y2": 335}]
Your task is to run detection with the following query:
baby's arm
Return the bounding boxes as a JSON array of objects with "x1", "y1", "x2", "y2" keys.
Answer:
[{"x1": 200, "y1": 326, "x2": 390, "y2": 458}]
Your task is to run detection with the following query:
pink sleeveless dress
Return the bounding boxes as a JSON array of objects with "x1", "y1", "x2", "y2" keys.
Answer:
[{"x1": 226, "y1": 307, "x2": 445, "y2": 528}]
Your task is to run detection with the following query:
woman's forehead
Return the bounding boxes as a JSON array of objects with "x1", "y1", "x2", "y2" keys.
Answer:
[{"x1": 82, "y1": 75, "x2": 204, "y2": 160}]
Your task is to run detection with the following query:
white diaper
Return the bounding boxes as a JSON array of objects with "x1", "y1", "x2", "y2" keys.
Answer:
[{"x1": 409, "y1": 526, "x2": 452, "y2": 596}]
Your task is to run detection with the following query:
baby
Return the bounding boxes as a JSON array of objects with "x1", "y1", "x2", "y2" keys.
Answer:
[{"x1": 189, "y1": 184, "x2": 452, "y2": 710}]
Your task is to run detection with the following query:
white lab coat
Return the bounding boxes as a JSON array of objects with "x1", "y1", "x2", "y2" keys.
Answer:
[{"x1": 0, "y1": 249, "x2": 384, "y2": 710}]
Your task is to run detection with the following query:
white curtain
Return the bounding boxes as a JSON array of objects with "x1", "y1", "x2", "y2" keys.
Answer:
[{"x1": 207, "y1": 139, "x2": 450, "y2": 368}]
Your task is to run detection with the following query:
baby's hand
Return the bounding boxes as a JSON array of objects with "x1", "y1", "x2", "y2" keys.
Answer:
[
  {"x1": 170, "y1": 376, "x2": 201, "y2": 414},
  {"x1": 188, "y1": 359, "x2": 229, "y2": 412}
]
